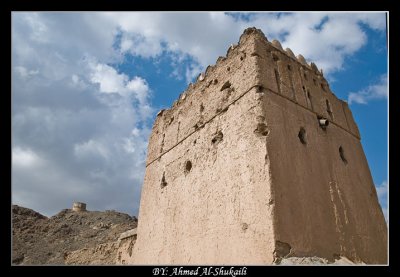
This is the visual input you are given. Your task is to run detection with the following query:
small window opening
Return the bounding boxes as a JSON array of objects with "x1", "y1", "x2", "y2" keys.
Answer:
[
  {"x1": 220, "y1": 81, "x2": 231, "y2": 91},
  {"x1": 287, "y1": 65, "x2": 292, "y2": 71},
  {"x1": 160, "y1": 172, "x2": 167, "y2": 189},
  {"x1": 339, "y1": 146, "x2": 348, "y2": 164},
  {"x1": 304, "y1": 73, "x2": 308, "y2": 80},
  {"x1": 184, "y1": 160, "x2": 192, "y2": 174},
  {"x1": 211, "y1": 131, "x2": 223, "y2": 145},
  {"x1": 274, "y1": 69, "x2": 281, "y2": 94},
  {"x1": 298, "y1": 128, "x2": 307, "y2": 145},
  {"x1": 307, "y1": 91, "x2": 313, "y2": 111},
  {"x1": 227, "y1": 67, "x2": 230, "y2": 71},
  {"x1": 326, "y1": 99, "x2": 333, "y2": 119},
  {"x1": 313, "y1": 78, "x2": 317, "y2": 85}
]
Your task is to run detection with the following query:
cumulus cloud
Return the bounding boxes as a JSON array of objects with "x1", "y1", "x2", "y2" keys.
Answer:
[
  {"x1": 12, "y1": 147, "x2": 43, "y2": 168},
  {"x1": 12, "y1": 12, "x2": 153, "y2": 216},
  {"x1": 348, "y1": 74, "x2": 388, "y2": 104},
  {"x1": 14, "y1": 66, "x2": 39, "y2": 79},
  {"x1": 12, "y1": 12, "x2": 386, "y2": 217},
  {"x1": 376, "y1": 180, "x2": 388, "y2": 223}
]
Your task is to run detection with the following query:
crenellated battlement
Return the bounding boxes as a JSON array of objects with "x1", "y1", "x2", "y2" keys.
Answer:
[{"x1": 180, "y1": 27, "x2": 326, "y2": 103}]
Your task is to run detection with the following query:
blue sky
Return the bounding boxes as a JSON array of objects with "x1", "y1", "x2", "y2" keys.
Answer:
[{"x1": 11, "y1": 12, "x2": 388, "y2": 221}]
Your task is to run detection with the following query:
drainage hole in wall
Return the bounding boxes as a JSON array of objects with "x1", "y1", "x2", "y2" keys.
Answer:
[{"x1": 184, "y1": 160, "x2": 192, "y2": 174}]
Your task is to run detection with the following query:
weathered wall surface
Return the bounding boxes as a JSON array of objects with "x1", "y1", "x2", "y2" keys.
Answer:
[
  {"x1": 131, "y1": 28, "x2": 387, "y2": 265},
  {"x1": 262, "y1": 91, "x2": 387, "y2": 263},
  {"x1": 254, "y1": 34, "x2": 387, "y2": 263},
  {"x1": 133, "y1": 88, "x2": 275, "y2": 264},
  {"x1": 132, "y1": 30, "x2": 275, "y2": 264},
  {"x1": 116, "y1": 229, "x2": 137, "y2": 264}
]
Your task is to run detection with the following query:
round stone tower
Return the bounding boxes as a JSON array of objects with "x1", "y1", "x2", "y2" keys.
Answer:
[{"x1": 72, "y1": 202, "x2": 86, "y2": 212}]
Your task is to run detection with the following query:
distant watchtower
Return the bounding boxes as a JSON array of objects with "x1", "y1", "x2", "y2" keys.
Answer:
[
  {"x1": 130, "y1": 27, "x2": 387, "y2": 264},
  {"x1": 72, "y1": 202, "x2": 86, "y2": 212}
]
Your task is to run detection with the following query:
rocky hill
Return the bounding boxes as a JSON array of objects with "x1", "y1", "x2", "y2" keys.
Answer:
[{"x1": 12, "y1": 205, "x2": 137, "y2": 265}]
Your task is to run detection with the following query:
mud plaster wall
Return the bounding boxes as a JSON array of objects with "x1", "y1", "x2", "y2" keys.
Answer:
[
  {"x1": 254, "y1": 36, "x2": 387, "y2": 263},
  {"x1": 132, "y1": 31, "x2": 275, "y2": 264},
  {"x1": 116, "y1": 235, "x2": 137, "y2": 264},
  {"x1": 133, "y1": 88, "x2": 275, "y2": 264}
]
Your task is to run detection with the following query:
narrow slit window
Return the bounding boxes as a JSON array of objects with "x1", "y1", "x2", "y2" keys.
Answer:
[
  {"x1": 160, "y1": 172, "x2": 167, "y2": 189},
  {"x1": 326, "y1": 99, "x2": 333, "y2": 119},
  {"x1": 274, "y1": 69, "x2": 281, "y2": 94},
  {"x1": 307, "y1": 91, "x2": 313, "y2": 111},
  {"x1": 339, "y1": 146, "x2": 348, "y2": 164}
]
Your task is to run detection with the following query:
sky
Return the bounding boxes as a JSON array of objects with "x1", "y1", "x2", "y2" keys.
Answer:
[{"x1": 11, "y1": 12, "x2": 388, "y2": 222}]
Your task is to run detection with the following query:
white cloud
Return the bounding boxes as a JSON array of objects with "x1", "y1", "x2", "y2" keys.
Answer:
[
  {"x1": 120, "y1": 33, "x2": 163, "y2": 58},
  {"x1": 351, "y1": 13, "x2": 387, "y2": 30},
  {"x1": 14, "y1": 66, "x2": 39, "y2": 79},
  {"x1": 89, "y1": 62, "x2": 151, "y2": 105},
  {"x1": 376, "y1": 180, "x2": 388, "y2": 223},
  {"x1": 376, "y1": 180, "x2": 388, "y2": 199},
  {"x1": 126, "y1": 76, "x2": 150, "y2": 104},
  {"x1": 12, "y1": 12, "x2": 153, "y2": 216},
  {"x1": 348, "y1": 74, "x2": 388, "y2": 104},
  {"x1": 185, "y1": 63, "x2": 203, "y2": 85},
  {"x1": 88, "y1": 62, "x2": 153, "y2": 124},
  {"x1": 12, "y1": 147, "x2": 42, "y2": 168},
  {"x1": 74, "y1": 139, "x2": 110, "y2": 160},
  {"x1": 90, "y1": 63, "x2": 127, "y2": 94}
]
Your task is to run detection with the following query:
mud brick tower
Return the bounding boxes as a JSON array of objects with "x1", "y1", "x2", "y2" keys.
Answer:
[{"x1": 130, "y1": 28, "x2": 387, "y2": 264}]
